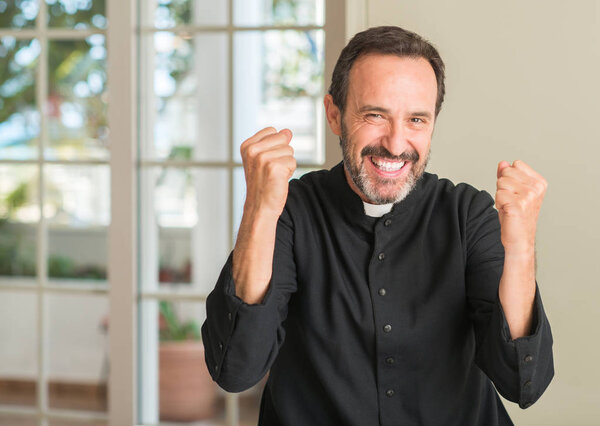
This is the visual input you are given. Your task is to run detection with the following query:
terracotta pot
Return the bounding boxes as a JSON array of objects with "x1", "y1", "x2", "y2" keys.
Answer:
[{"x1": 159, "y1": 341, "x2": 216, "y2": 421}]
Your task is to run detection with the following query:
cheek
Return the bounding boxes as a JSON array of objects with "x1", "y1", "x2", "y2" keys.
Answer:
[{"x1": 408, "y1": 129, "x2": 432, "y2": 154}]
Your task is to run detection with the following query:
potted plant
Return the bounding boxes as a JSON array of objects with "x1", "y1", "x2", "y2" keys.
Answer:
[{"x1": 158, "y1": 301, "x2": 217, "y2": 422}]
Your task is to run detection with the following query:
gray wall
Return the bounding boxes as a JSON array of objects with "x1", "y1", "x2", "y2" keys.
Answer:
[{"x1": 362, "y1": 1, "x2": 600, "y2": 424}]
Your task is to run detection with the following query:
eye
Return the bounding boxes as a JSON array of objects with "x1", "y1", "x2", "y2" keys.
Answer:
[
  {"x1": 366, "y1": 113, "x2": 383, "y2": 119},
  {"x1": 410, "y1": 117, "x2": 425, "y2": 123}
]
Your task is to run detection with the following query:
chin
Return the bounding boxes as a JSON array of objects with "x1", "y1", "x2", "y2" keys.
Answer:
[{"x1": 361, "y1": 179, "x2": 415, "y2": 205}]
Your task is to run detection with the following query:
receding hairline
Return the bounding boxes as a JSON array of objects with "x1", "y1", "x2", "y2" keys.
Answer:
[{"x1": 344, "y1": 53, "x2": 438, "y2": 115}]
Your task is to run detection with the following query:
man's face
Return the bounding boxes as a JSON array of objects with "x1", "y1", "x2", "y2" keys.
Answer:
[{"x1": 329, "y1": 54, "x2": 438, "y2": 204}]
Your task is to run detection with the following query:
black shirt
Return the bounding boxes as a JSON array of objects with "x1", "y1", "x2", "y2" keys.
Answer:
[{"x1": 202, "y1": 162, "x2": 554, "y2": 426}]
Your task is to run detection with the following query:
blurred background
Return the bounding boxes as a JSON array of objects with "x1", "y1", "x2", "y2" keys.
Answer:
[
  {"x1": 1, "y1": 0, "x2": 335, "y2": 425},
  {"x1": 1, "y1": 0, "x2": 598, "y2": 425}
]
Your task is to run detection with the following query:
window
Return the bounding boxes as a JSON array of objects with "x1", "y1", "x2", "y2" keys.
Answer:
[
  {"x1": 0, "y1": 0, "x2": 109, "y2": 425},
  {"x1": 1, "y1": 0, "x2": 346, "y2": 424},
  {"x1": 137, "y1": 0, "x2": 344, "y2": 424}
]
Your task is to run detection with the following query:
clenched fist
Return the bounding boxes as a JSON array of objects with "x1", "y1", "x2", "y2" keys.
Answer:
[
  {"x1": 495, "y1": 160, "x2": 547, "y2": 253},
  {"x1": 240, "y1": 127, "x2": 297, "y2": 219}
]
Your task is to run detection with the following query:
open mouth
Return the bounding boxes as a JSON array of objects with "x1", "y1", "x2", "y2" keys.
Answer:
[{"x1": 369, "y1": 156, "x2": 409, "y2": 175}]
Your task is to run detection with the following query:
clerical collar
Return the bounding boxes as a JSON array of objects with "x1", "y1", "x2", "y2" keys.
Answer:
[{"x1": 363, "y1": 202, "x2": 394, "y2": 217}]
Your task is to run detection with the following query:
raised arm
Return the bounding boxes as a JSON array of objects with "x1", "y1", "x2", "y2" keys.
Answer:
[
  {"x1": 495, "y1": 160, "x2": 547, "y2": 339},
  {"x1": 233, "y1": 127, "x2": 297, "y2": 304},
  {"x1": 201, "y1": 127, "x2": 298, "y2": 392}
]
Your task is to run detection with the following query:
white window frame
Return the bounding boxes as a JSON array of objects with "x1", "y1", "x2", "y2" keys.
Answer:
[
  {"x1": 0, "y1": 1, "x2": 111, "y2": 425},
  {"x1": 1, "y1": 0, "x2": 363, "y2": 425}
]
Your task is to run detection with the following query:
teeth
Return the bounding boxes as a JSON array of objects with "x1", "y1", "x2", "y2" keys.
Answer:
[{"x1": 371, "y1": 157, "x2": 405, "y2": 172}]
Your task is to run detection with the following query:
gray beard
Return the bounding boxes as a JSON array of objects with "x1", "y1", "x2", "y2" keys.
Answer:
[{"x1": 341, "y1": 137, "x2": 429, "y2": 205}]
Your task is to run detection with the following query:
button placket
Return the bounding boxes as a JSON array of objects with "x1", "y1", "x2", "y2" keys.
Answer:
[{"x1": 372, "y1": 220, "x2": 400, "y2": 408}]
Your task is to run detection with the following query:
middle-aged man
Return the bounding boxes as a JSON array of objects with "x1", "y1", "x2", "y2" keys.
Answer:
[{"x1": 202, "y1": 26, "x2": 554, "y2": 425}]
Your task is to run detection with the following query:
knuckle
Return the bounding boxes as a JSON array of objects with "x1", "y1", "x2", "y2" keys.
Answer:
[
  {"x1": 534, "y1": 181, "x2": 545, "y2": 194},
  {"x1": 255, "y1": 150, "x2": 268, "y2": 165},
  {"x1": 246, "y1": 144, "x2": 258, "y2": 158}
]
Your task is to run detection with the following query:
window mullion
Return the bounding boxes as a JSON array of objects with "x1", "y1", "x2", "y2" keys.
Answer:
[
  {"x1": 226, "y1": 0, "x2": 240, "y2": 424},
  {"x1": 36, "y1": 0, "x2": 49, "y2": 424}
]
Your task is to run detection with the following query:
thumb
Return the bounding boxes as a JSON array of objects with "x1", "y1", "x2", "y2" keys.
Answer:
[{"x1": 497, "y1": 160, "x2": 510, "y2": 179}]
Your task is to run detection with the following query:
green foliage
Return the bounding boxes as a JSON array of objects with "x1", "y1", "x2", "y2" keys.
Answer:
[
  {"x1": 159, "y1": 300, "x2": 201, "y2": 342},
  {"x1": 0, "y1": 38, "x2": 37, "y2": 125},
  {"x1": 48, "y1": 254, "x2": 74, "y2": 278},
  {"x1": 0, "y1": 237, "x2": 36, "y2": 276},
  {"x1": 47, "y1": 254, "x2": 106, "y2": 279},
  {"x1": 1, "y1": 0, "x2": 107, "y2": 146},
  {"x1": 5, "y1": 182, "x2": 28, "y2": 213},
  {"x1": 167, "y1": 145, "x2": 193, "y2": 161}
]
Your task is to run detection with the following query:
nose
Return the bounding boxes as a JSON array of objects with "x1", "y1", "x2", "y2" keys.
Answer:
[{"x1": 382, "y1": 120, "x2": 410, "y2": 156}]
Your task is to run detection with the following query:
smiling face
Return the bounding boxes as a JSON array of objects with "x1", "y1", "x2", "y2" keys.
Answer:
[{"x1": 324, "y1": 54, "x2": 438, "y2": 204}]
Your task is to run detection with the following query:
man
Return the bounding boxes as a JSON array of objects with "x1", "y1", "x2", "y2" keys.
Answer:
[{"x1": 202, "y1": 26, "x2": 553, "y2": 425}]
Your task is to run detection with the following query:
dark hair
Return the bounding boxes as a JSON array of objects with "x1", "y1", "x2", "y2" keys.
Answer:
[{"x1": 328, "y1": 26, "x2": 446, "y2": 117}]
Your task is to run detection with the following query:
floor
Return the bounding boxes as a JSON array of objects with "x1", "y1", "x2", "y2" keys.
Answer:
[{"x1": 0, "y1": 379, "x2": 261, "y2": 426}]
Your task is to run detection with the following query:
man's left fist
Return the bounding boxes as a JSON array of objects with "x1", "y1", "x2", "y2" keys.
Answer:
[{"x1": 495, "y1": 160, "x2": 547, "y2": 253}]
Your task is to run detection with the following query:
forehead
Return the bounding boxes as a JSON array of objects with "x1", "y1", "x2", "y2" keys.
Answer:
[{"x1": 347, "y1": 54, "x2": 437, "y2": 111}]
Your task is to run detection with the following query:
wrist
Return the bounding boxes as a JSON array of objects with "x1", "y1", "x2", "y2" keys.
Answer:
[{"x1": 502, "y1": 240, "x2": 535, "y2": 257}]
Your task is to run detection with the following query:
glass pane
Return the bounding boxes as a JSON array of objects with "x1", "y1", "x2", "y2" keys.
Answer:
[
  {"x1": 234, "y1": 30, "x2": 324, "y2": 164},
  {"x1": 138, "y1": 299, "x2": 223, "y2": 424},
  {"x1": 234, "y1": 0, "x2": 324, "y2": 27},
  {"x1": 0, "y1": 37, "x2": 40, "y2": 160},
  {"x1": 45, "y1": 165, "x2": 109, "y2": 281},
  {"x1": 0, "y1": 416, "x2": 37, "y2": 426},
  {"x1": 0, "y1": 165, "x2": 38, "y2": 278},
  {"x1": 0, "y1": 0, "x2": 39, "y2": 28},
  {"x1": 47, "y1": 36, "x2": 108, "y2": 160},
  {"x1": 46, "y1": 0, "x2": 107, "y2": 29},
  {"x1": 141, "y1": 32, "x2": 228, "y2": 161},
  {"x1": 140, "y1": 168, "x2": 229, "y2": 294},
  {"x1": 0, "y1": 291, "x2": 38, "y2": 408},
  {"x1": 47, "y1": 293, "x2": 108, "y2": 412},
  {"x1": 144, "y1": 0, "x2": 227, "y2": 28}
]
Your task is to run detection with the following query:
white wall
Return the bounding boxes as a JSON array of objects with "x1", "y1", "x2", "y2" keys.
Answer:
[{"x1": 363, "y1": 1, "x2": 600, "y2": 424}]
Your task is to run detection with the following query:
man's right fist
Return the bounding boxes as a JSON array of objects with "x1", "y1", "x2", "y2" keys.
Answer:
[{"x1": 240, "y1": 127, "x2": 297, "y2": 218}]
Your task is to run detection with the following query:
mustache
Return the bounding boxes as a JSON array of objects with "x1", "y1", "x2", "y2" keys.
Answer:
[{"x1": 361, "y1": 145, "x2": 420, "y2": 162}]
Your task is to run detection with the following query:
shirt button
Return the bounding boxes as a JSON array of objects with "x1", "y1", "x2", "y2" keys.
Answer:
[
  {"x1": 227, "y1": 312, "x2": 232, "y2": 321},
  {"x1": 524, "y1": 354, "x2": 533, "y2": 363},
  {"x1": 383, "y1": 324, "x2": 392, "y2": 333},
  {"x1": 378, "y1": 252, "x2": 385, "y2": 261},
  {"x1": 384, "y1": 219, "x2": 392, "y2": 227},
  {"x1": 214, "y1": 365, "x2": 219, "y2": 372},
  {"x1": 378, "y1": 288, "x2": 386, "y2": 296},
  {"x1": 218, "y1": 342, "x2": 223, "y2": 350},
  {"x1": 385, "y1": 357, "x2": 394, "y2": 365},
  {"x1": 386, "y1": 389, "x2": 395, "y2": 397}
]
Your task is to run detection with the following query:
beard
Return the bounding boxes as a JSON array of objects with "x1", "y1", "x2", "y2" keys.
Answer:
[{"x1": 340, "y1": 126, "x2": 429, "y2": 205}]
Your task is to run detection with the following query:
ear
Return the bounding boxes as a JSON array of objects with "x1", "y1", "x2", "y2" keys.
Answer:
[{"x1": 324, "y1": 94, "x2": 342, "y2": 136}]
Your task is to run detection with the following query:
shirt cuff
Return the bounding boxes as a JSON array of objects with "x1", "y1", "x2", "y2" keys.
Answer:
[{"x1": 497, "y1": 285, "x2": 554, "y2": 408}]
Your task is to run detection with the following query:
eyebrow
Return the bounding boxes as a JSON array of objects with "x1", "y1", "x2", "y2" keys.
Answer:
[
  {"x1": 358, "y1": 105, "x2": 391, "y2": 114},
  {"x1": 358, "y1": 105, "x2": 433, "y2": 119}
]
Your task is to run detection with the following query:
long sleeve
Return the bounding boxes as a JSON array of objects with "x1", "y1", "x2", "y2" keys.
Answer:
[
  {"x1": 201, "y1": 207, "x2": 297, "y2": 393},
  {"x1": 465, "y1": 190, "x2": 554, "y2": 409}
]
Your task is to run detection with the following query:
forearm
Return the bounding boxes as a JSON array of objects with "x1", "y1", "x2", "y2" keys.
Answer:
[
  {"x1": 498, "y1": 247, "x2": 536, "y2": 339},
  {"x1": 232, "y1": 206, "x2": 280, "y2": 304}
]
